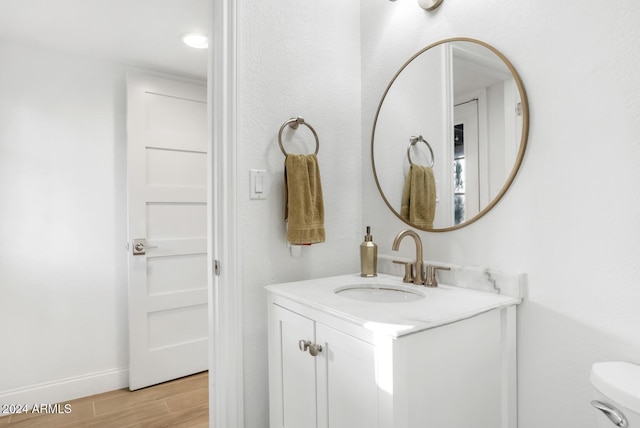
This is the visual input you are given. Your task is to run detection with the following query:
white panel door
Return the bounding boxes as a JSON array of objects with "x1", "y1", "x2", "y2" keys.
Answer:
[{"x1": 126, "y1": 73, "x2": 208, "y2": 390}]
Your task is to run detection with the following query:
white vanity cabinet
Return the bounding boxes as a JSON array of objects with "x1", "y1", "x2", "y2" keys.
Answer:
[
  {"x1": 269, "y1": 304, "x2": 379, "y2": 428},
  {"x1": 267, "y1": 274, "x2": 520, "y2": 428}
]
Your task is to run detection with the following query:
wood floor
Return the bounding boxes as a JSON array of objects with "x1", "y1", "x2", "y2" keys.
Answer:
[{"x1": 0, "y1": 372, "x2": 208, "y2": 428}]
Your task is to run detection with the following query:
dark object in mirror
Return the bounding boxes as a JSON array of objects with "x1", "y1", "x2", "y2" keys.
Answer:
[{"x1": 371, "y1": 38, "x2": 529, "y2": 231}]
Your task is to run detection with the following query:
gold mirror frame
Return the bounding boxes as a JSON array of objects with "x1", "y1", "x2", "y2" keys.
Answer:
[{"x1": 371, "y1": 37, "x2": 530, "y2": 232}]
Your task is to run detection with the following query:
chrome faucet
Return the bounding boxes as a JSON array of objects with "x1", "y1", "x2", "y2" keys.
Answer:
[{"x1": 392, "y1": 229, "x2": 425, "y2": 285}]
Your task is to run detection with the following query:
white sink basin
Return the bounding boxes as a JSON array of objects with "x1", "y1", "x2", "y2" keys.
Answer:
[{"x1": 334, "y1": 283, "x2": 425, "y2": 303}]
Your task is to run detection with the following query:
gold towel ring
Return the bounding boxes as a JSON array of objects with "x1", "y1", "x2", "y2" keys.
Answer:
[
  {"x1": 407, "y1": 135, "x2": 434, "y2": 168},
  {"x1": 278, "y1": 116, "x2": 320, "y2": 156}
]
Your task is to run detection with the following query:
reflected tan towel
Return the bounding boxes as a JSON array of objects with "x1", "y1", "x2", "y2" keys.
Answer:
[
  {"x1": 284, "y1": 154, "x2": 326, "y2": 245},
  {"x1": 401, "y1": 165, "x2": 436, "y2": 229}
]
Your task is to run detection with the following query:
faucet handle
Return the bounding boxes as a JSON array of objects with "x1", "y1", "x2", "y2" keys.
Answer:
[
  {"x1": 393, "y1": 260, "x2": 414, "y2": 283},
  {"x1": 425, "y1": 265, "x2": 451, "y2": 288}
]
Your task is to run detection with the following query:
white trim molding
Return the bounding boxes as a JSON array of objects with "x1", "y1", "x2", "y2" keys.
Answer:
[
  {"x1": 208, "y1": 0, "x2": 244, "y2": 427},
  {"x1": 0, "y1": 368, "x2": 128, "y2": 408}
]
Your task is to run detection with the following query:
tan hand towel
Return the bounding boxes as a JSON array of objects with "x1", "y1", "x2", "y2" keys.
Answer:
[
  {"x1": 284, "y1": 154, "x2": 326, "y2": 245},
  {"x1": 401, "y1": 165, "x2": 436, "y2": 229}
]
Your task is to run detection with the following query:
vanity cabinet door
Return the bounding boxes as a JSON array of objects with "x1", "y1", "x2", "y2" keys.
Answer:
[
  {"x1": 269, "y1": 304, "x2": 380, "y2": 428},
  {"x1": 271, "y1": 305, "x2": 318, "y2": 428},
  {"x1": 315, "y1": 323, "x2": 379, "y2": 428}
]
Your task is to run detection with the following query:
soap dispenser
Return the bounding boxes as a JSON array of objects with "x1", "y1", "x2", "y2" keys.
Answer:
[{"x1": 360, "y1": 226, "x2": 378, "y2": 277}]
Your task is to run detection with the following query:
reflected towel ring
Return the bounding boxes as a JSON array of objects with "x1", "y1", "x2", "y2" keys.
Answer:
[
  {"x1": 278, "y1": 116, "x2": 320, "y2": 156},
  {"x1": 407, "y1": 135, "x2": 434, "y2": 168}
]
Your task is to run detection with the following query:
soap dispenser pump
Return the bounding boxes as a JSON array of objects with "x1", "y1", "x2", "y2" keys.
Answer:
[{"x1": 360, "y1": 226, "x2": 378, "y2": 277}]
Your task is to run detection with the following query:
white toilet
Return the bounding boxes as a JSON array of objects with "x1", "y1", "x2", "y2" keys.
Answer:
[{"x1": 591, "y1": 361, "x2": 640, "y2": 427}]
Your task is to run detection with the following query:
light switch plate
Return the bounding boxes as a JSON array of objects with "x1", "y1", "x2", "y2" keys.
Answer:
[{"x1": 250, "y1": 169, "x2": 267, "y2": 200}]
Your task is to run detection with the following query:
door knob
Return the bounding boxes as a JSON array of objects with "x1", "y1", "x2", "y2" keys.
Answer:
[{"x1": 132, "y1": 239, "x2": 158, "y2": 255}]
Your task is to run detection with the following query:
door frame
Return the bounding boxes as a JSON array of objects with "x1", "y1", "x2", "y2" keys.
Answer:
[{"x1": 209, "y1": 0, "x2": 244, "y2": 427}]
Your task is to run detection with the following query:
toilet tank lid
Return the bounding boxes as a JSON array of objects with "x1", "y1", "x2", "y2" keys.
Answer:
[{"x1": 591, "y1": 361, "x2": 640, "y2": 413}]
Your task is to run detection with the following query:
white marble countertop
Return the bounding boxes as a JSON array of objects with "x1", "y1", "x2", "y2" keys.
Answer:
[{"x1": 266, "y1": 273, "x2": 521, "y2": 338}]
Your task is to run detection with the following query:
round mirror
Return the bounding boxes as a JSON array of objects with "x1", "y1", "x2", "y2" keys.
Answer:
[{"x1": 372, "y1": 38, "x2": 529, "y2": 231}]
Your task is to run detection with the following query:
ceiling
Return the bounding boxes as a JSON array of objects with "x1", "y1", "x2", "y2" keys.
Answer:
[{"x1": 0, "y1": 0, "x2": 209, "y2": 79}]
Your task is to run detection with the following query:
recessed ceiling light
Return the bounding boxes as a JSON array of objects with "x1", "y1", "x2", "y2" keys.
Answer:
[{"x1": 181, "y1": 32, "x2": 208, "y2": 49}]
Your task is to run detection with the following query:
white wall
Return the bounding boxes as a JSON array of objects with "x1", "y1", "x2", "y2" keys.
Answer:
[
  {"x1": 5, "y1": 2, "x2": 640, "y2": 427},
  {"x1": 236, "y1": 0, "x2": 361, "y2": 425},
  {"x1": 0, "y1": 37, "x2": 209, "y2": 405},
  {"x1": 2, "y1": 0, "x2": 359, "y2": 418},
  {"x1": 0, "y1": 40, "x2": 129, "y2": 400},
  {"x1": 362, "y1": 1, "x2": 640, "y2": 427}
]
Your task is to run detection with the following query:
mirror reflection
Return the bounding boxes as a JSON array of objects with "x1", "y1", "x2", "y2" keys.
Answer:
[{"x1": 372, "y1": 38, "x2": 529, "y2": 231}]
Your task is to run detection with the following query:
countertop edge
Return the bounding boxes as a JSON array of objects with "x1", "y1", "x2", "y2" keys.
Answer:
[{"x1": 266, "y1": 273, "x2": 521, "y2": 338}]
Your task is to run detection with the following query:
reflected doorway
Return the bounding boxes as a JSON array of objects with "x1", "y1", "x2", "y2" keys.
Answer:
[{"x1": 453, "y1": 99, "x2": 480, "y2": 225}]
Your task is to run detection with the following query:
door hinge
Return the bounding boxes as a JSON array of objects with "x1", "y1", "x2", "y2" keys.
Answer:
[
  {"x1": 516, "y1": 102, "x2": 523, "y2": 116},
  {"x1": 214, "y1": 260, "x2": 221, "y2": 276}
]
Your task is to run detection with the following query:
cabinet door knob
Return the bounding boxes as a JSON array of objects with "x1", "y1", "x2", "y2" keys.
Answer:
[
  {"x1": 298, "y1": 340, "x2": 311, "y2": 352},
  {"x1": 298, "y1": 340, "x2": 322, "y2": 356},
  {"x1": 308, "y1": 343, "x2": 323, "y2": 356}
]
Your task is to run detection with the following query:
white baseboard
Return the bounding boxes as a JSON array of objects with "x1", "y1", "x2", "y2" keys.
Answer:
[{"x1": 0, "y1": 367, "x2": 129, "y2": 406}]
